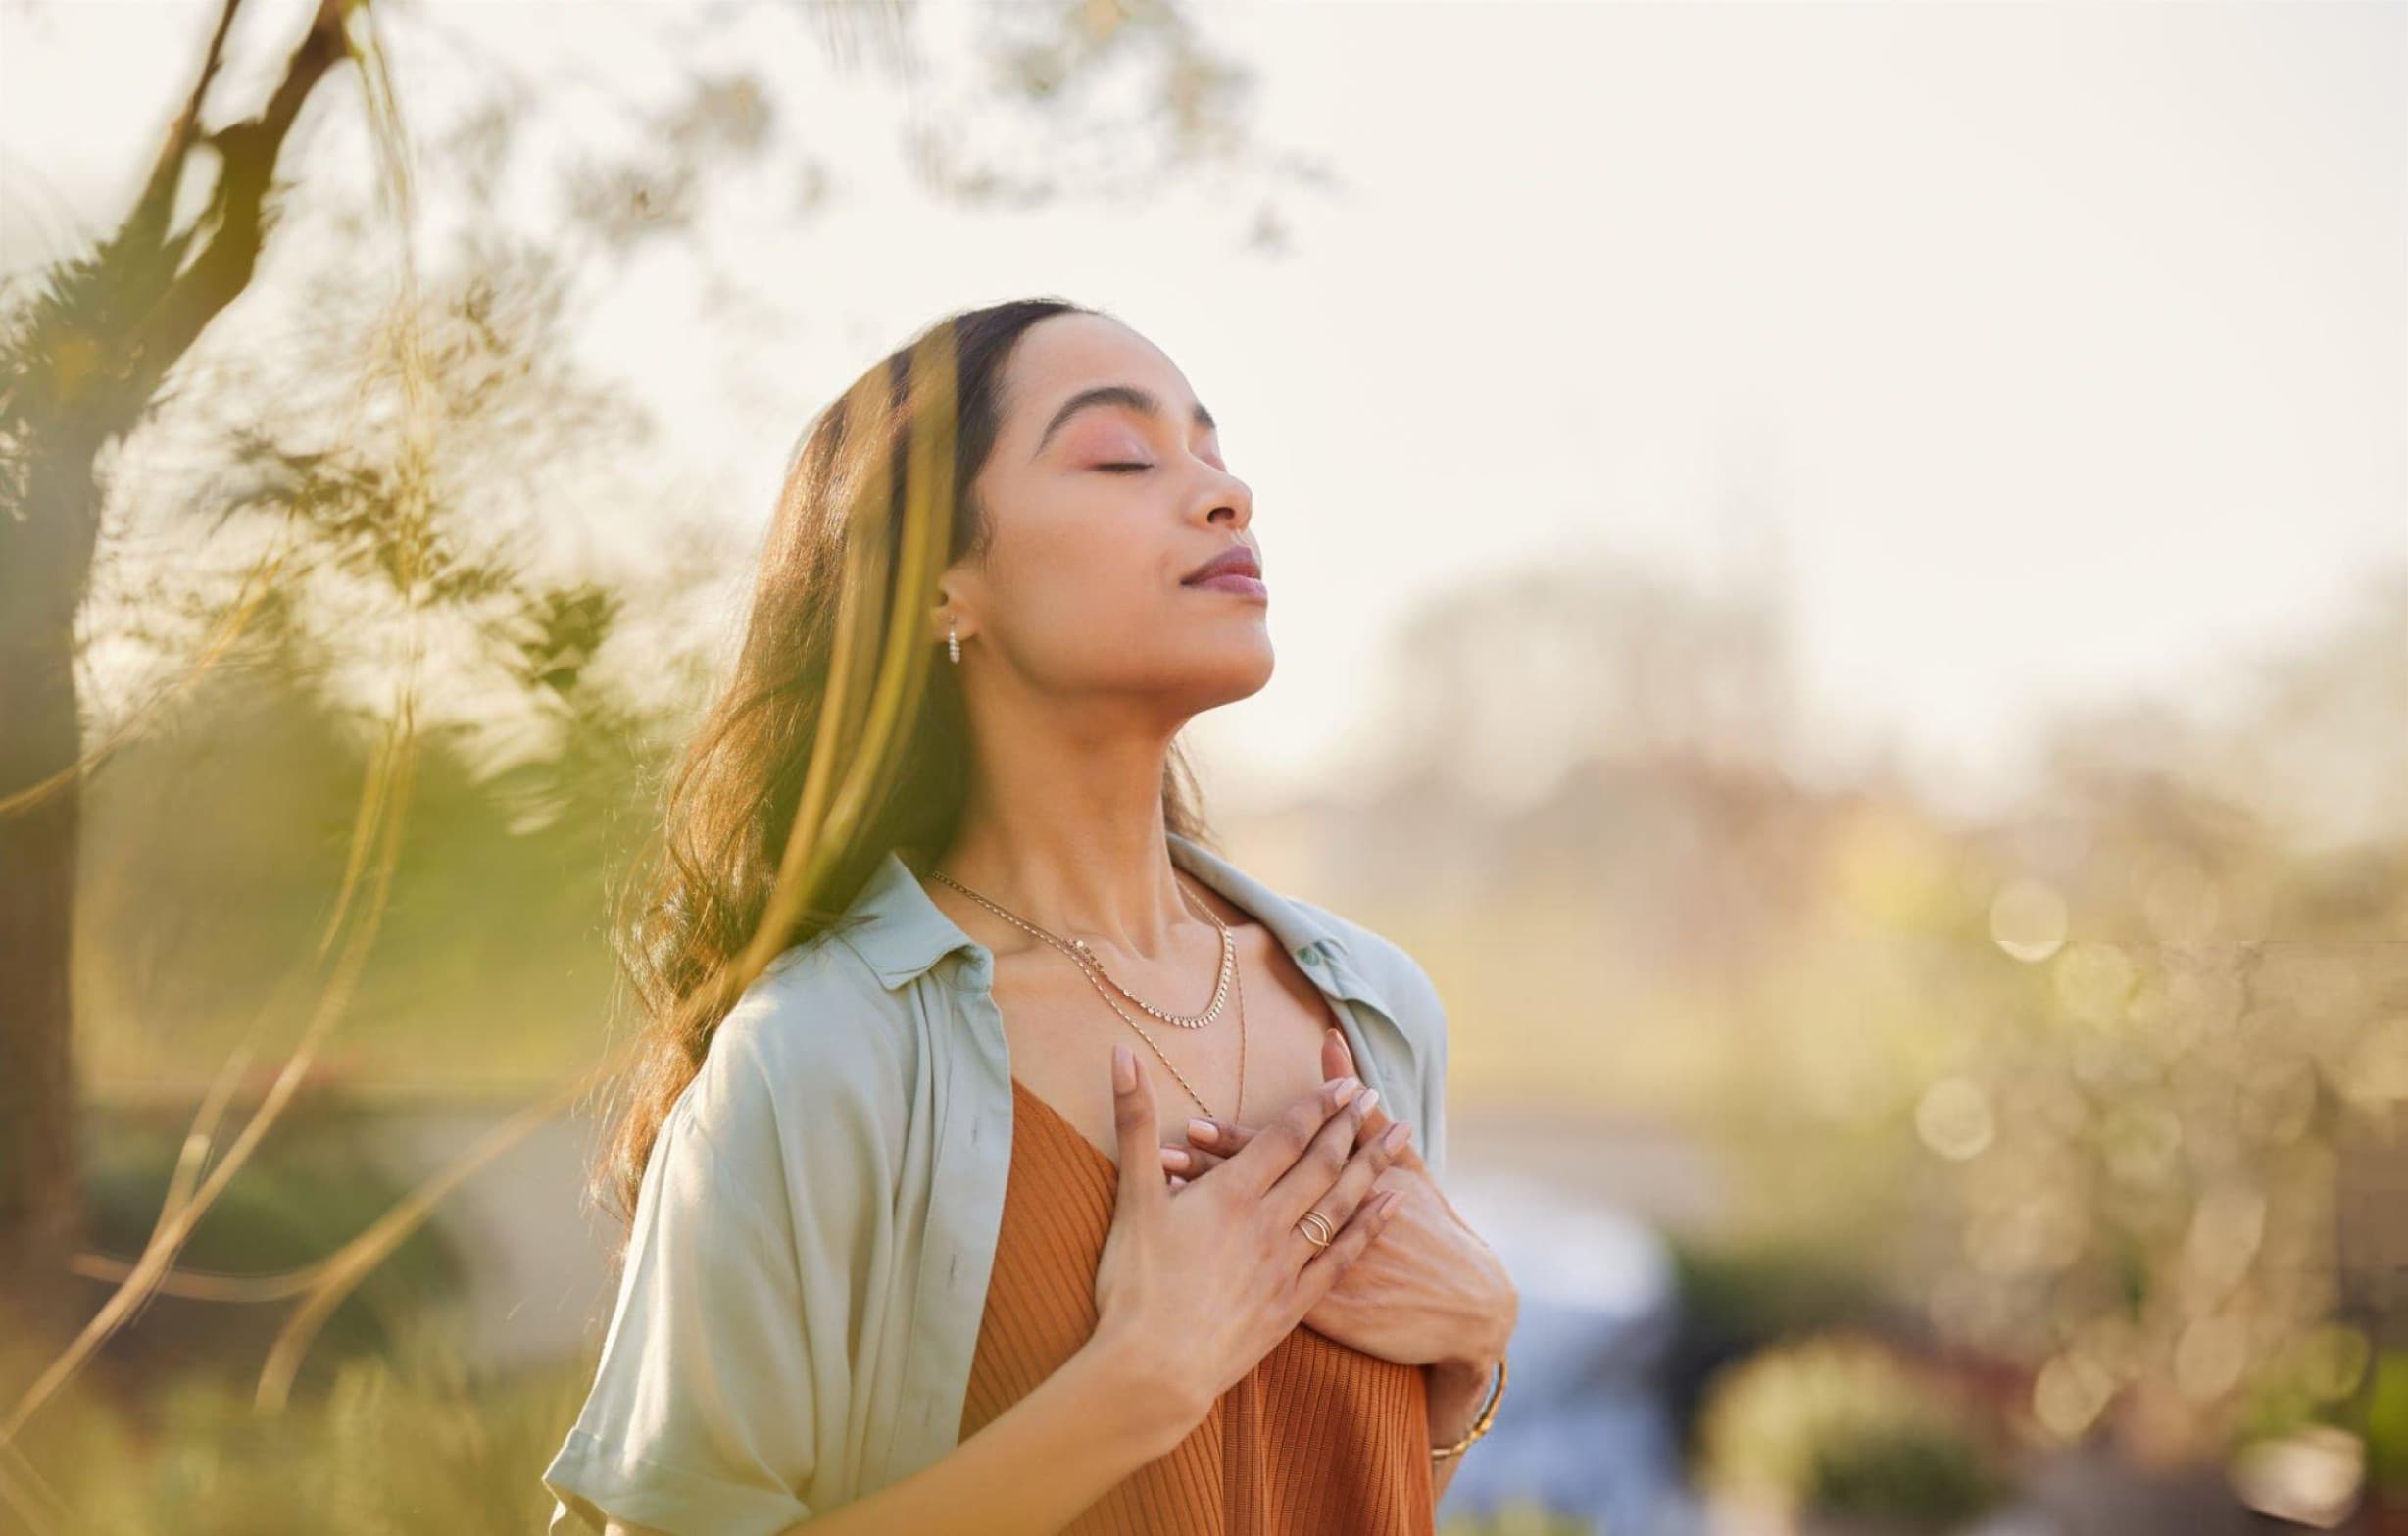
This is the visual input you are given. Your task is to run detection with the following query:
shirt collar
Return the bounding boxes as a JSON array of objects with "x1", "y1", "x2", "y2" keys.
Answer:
[{"x1": 831, "y1": 830, "x2": 1356, "y2": 994}]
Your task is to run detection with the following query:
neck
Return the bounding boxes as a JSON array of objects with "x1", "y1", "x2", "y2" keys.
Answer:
[{"x1": 933, "y1": 700, "x2": 1199, "y2": 963}]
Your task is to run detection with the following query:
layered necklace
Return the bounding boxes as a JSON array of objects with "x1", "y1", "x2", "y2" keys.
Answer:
[{"x1": 926, "y1": 864, "x2": 1247, "y2": 1122}]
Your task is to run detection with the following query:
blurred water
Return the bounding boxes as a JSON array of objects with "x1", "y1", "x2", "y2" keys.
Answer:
[{"x1": 1435, "y1": 1169, "x2": 1709, "y2": 1536}]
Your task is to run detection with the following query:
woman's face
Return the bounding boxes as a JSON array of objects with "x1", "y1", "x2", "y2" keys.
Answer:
[{"x1": 945, "y1": 312, "x2": 1270, "y2": 718}]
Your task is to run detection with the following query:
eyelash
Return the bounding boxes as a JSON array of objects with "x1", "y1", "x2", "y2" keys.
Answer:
[{"x1": 1097, "y1": 463, "x2": 1154, "y2": 473}]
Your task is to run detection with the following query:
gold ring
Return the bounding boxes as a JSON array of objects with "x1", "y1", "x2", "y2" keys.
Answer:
[{"x1": 1296, "y1": 1210, "x2": 1336, "y2": 1249}]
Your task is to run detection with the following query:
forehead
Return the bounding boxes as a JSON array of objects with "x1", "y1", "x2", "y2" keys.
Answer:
[{"x1": 1002, "y1": 314, "x2": 1198, "y2": 434}]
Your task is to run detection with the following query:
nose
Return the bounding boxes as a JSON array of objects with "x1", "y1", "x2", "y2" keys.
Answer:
[{"x1": 1199, "y1": 467, "x2": 1252, "y2": 531}]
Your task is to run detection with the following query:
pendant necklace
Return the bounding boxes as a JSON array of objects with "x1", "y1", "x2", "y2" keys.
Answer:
[{"x1": 927, "y1": 866, "x2": 1247, "y2": 1122}]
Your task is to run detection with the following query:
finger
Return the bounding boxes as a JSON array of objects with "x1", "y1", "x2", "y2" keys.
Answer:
[
  {"x1": 1288, "y1": 1101, "x2": 1406, "y2": 1259},
  {"x1": 1178, "y1": 1116, "x2": 1256, "y2": 1177},
  {"x1": 1194, "y1": 1102, "x2": 1424, "y2": 1179},
  {"x1": 1229, "y1": 1074, "x2": 1361, "y2": 1194},
  {"x1": 1183, "y1": 1116, "x2": 1253, "y2": 1154},
  {"x1": 1353, "y1": 1090, "x2": 1395, "y2": 1143},
  {"x1": 1108, "y1": 1044, "x2": 1162, "y2": 1218},
  {"x1": 1321, "y1": 1026, "x2": 1352, "y2": 1086},
  {"x1": 1305, "y1": 1040, "x2": 1418, "y2": 1180},
  {"x1": 1348, "y1": 1102, "x2": 1415, "y2": 1174},
  {"x1": 1267, "y1": 1081, "x2": 1382, "y2": 1222},
  {"x1": 1344, "y1": 1094, "x2": 1428, "y2": 1176},
  {"x1": 1296, "y1": 1187, "x2": 1406, "y2": 1303},
  {"x1": 1164, "y1": 1141, "x2": 1235, "y2": 1176},
  {"x1": 1159, "y1": 1141, "x2": 1221, "y2": 1177}
]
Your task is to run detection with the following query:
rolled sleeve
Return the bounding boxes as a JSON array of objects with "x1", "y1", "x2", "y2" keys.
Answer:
[
  {"x1": 544, "y1": 1426, "x2": 812, "y2": 1535},
  {"x1": 541, "y1": 1083, "x2": 818, "y2": 1536}
]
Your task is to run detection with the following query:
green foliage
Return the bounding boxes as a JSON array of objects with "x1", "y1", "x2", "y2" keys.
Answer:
[
  {"x1": 1802, "y1": 1422, "x2": 2007, "y2": 1524},
  {"x1": 74, "y1": 619, "x2": 667, "y2": 1093},
  {"x1": 2368, "y1": 1349, "x2": 2408, "y2": 1495},
  {"x1": 1438, "y1": 1498, "x2": 1599, "y2": 1535},
  {"x1": 1668, "y1": 1230, "x2": 1894, "y2": 1350},
  {"x1": 19, "y1": 1314, "x2": 596, "y2": 1535},
  {"x1": 2228, "y1": 1323, "x2": 2375, "y2": 1449},
  {"x1": 1696, "y1": 1331, "x2": 2012, "y2": 1531},
  {"x1": 1660, "y1": 1227, "x2": 1899, "y2": 1452},
  {"x1": 77, "y1": 1101, "x2": 467, "y2": 1378}
]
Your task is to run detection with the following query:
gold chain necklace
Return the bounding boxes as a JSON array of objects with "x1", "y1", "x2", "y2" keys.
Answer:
[
  {"x1": 931, "y1": 867, "x2": 1235, "y2": 1028},
  {"x1": 1073, "y1": 907, "x2": 1236, "y2": 1027},
  {"x1": 926, "y1": 867, "x2": 1247, "y2": 1122}
]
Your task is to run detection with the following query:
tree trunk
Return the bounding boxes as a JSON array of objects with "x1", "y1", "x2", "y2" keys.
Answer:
[
  {"x1": 0, "y1": 435, "x2": 103, "y2": 1359},
  {"x1": 0, "y1": 0, "x2": 350, "y2": 1368}
]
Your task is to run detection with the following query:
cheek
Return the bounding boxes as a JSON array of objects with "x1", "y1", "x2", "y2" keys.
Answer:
[
  {"x1": 1013, "y1": 525, "x2": 1173, "y2": 620},
  {"x1": 993, "y1": 545, "x2": 1176, "y2": 659}
]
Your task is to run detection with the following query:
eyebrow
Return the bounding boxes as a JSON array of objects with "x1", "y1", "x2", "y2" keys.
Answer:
[{"x1": 1031, "y1": 384, "x2": 1217, "y2": 460}]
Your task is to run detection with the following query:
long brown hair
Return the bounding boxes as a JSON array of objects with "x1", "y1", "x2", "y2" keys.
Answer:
[{"x1": 587, "y1": 297, "x2": 1217, "y2": 1237}]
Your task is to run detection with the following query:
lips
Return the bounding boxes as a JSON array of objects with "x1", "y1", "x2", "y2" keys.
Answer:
[
  {"x1": 1181, "y1": 545, "x2": 1263, "y2": 585},
  {"x1": 1186, "y1": 570, "x2": 1268, "y2": 599}
]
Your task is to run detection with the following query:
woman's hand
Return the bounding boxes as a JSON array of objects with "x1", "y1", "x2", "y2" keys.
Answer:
[
  {"x1": 1163, "y1": 1029, "x2": 1517, "y2": 1389},
  {"x1": 1087, "y1": 1041, "x2": 1408, "y2": 1441}
]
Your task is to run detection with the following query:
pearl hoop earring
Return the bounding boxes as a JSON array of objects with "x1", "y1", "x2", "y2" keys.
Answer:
[{"x1": 947, "y1": 618, "x2": 961, "y2": 665}]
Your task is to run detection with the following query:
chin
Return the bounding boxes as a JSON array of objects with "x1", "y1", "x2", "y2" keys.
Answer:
[
  {"x1": 1196, "y1": 639, "x2": 1275, "y2": 704},
  {"x1": 1156, "y1": 629, "x2": 1271, "y2": 705}
]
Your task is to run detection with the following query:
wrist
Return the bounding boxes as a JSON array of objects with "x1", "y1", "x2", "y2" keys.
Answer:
[
  {"x1": 1427, "y1": 1348, "x2": 1508, "y2": 1460},
  {"x1": 1427, "y1": 1351, "x2": 1500, "y2": 1439},
  {"x1": 1076, "y1": 1332, "x2": 1208, "y2": 1461},
  {"x1": 1436, "y1": 1337, "x2": 1504, "y2": 1383},
  {"x1": 1437, "y1": 1258, "x2": 1518, "y2": 1383},
  {"x1": 1435, "y1": 1305, "x2": 1515, "y2": 1389}
]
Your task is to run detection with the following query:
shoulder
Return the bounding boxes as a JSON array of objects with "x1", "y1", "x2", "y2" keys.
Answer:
[
  {"x1": 1283, "y1": 894, "x2": 1450, "y2": 1040},
  {"x1": 716, "y1": 935, "x2": 917, "y2": 1079},
  {"x1": 676, "y1": 937, "x2": 917, "y2": 1189},
  {"x1": 1276, "y1": 893, "x2": 1452, "y2": 1179}
]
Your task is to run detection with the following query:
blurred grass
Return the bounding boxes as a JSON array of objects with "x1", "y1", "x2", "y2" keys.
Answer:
[
  {"x1": 1438, "y1": 1501, "x2": 1599, "y2": 1535},
  {"x1": 6, "y1": 1314, "x2": 597, "y2": 1536},
  {"x1": 73, "y1": 1100, "x2": 468, "y2": 1389}
]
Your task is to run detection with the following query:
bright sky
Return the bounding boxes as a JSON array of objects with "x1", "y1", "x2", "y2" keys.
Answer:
[{"x1": 6, "y1": 0, "x2": 2402, "y2": 823}]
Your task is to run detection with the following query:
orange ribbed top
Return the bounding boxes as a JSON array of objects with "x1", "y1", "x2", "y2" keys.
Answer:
[{"x1": 958, "y1": 1074, "x2": 1436, "y2": 1535}]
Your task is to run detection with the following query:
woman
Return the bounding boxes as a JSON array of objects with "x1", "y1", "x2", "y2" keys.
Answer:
[{"x1": 541, "y1": 298, "x2": 1517, "y2": 1535}]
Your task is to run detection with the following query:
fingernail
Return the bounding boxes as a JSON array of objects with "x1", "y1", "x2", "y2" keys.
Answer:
[
  {"x1": 1170, "y1": 1174, "x2": 1187, "y2": 1190},
  {"x1": 1357, "y1": 1087, "x2": 1380, "y2": 1115},
  {"x1": 1380, "y1": 1190, "x2": 1401, "y2": 1218},
  {"x1": 1187, "y1": 1118, "x2": 1217, "y2": 1144},
  {"x1": 1332, "y1": 1076, "x2": 1360, "y2": 1107},
  {"x1": 1383, "y1": 1120, "x2": 1410, "y2": 1152},
  {"x1": 1113, "y1": 1043, "x2": 1134, "y2": 1092},
  {"x1": 1160, "y1": 1146, "x2": 1190, "y2": 1171}
]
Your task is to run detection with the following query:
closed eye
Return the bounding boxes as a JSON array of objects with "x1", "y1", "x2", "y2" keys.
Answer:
[{"x1": 1096, "y1": 463, "x2": 1154, "y2": 473}]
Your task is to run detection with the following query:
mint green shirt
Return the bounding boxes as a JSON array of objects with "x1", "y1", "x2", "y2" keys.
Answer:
[{"x1": 541, "y1": 829, "x2": 1450, "y2": 1534}]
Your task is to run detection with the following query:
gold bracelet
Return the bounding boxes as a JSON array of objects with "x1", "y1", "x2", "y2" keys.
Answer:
[{"x1": 1429, "y1": 1354, "x2": 1507, "y2": 1462}]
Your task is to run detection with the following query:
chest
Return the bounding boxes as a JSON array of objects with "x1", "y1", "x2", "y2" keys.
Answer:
[{"x1": 991, "y1": 920, "x2": 1353, "y2": 1168}]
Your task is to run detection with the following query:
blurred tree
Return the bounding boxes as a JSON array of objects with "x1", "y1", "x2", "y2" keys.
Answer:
[
  {"x1": 0, "y1": 0, "x2": 1301, "y2": 1393},
  {"x1": 0, "y1": 0, "x2": 362, "y2": 1353},
  {"x1": 1376, "y1": 556, "x2": 1802, "y2": 808}
]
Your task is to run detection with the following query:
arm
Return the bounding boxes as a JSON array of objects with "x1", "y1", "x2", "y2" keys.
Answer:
[
  {"x1": 602, "y1": 1337, "x2": 1197, "y2": 1536},
  {"x1": 1402, "y1": 946, "x2": 1505, "y2": 1509},
  {"x1": 552, "y1": 965, "x2": 1217, "y2": 1536},
  {"x1": 1424, "y1": 1350, "x2": 1504, "y2": 1508},
  {"x1": 546, "y1": 979, "x2": 904, "y2": 1536}
]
